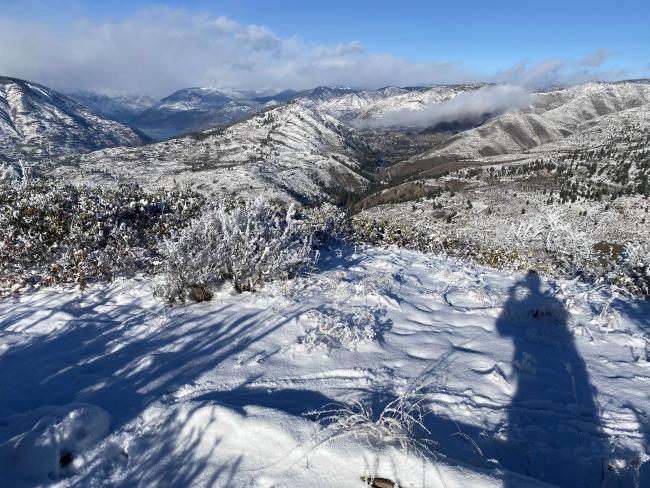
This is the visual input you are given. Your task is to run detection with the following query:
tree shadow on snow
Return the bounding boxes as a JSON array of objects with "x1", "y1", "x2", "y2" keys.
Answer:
[
  {"x1": 0, "y1": 287, "x2": 302, "y2": 486},
  {"x1": 192, "y1": 386, "x2": 335, "y2": 417}
]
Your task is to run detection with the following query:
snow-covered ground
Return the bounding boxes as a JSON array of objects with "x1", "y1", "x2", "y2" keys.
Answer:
[{"x1": 1, "y1": 246, "x2": 649, "y2": 487}]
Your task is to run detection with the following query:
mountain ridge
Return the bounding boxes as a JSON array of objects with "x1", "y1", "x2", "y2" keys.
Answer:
[
  {"x1": 388, "y1": 81, "x2": 650, "y2": 180},
  {"x1": 40, "y1": 103, "x2": 376, "y2": 203},
  {"x1": 0, "y1": 76, "x2": 149, "y2": 164}
]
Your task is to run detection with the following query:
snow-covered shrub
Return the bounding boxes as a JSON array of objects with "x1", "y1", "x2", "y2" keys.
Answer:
[
  {"x1": 506, "y1": 210, "x2": 596, "y2": 275},
  {"x1": 594, "y1": 296, "x2": 622, "y2": 330},
  {"x1": 351, "y1": 215, "x2": 532, "y2": 270},
  {"x1": 295, "y1": 307, "x2": 384, "y2": 352},
  {"x1": 352, "y1": 215, "x2": 436, "y2": 251},
  {"x1": 307, "y1": 393, "x2": 435, "y2": 458},
  {"x1": 0, "y1": 180, "x2": 202, "y2": 293},
  {"x1": 352, "y1": 213, "x2": 650, "y2": 298},
  {"x1": 156, "y1": 197, "x2": 315, "y2": 300},
  {"x1": 0, "y1": 163, "x2": 19, "y2": 183},
  {"x1": 348, "y1": 270, "x2": 393, "y2": 297},
  {"x1": 609, "y1": 242, "x2": 650, "y2": 296},
  {"x1": 302, "y1": 202, "x2": 350, "y2": 246}
]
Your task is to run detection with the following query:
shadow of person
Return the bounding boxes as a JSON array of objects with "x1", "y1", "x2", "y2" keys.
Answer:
[{"x1": 496, "y1": 271, "x2": 608, "y2": 487}]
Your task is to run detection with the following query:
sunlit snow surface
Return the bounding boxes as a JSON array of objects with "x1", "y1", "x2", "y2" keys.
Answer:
[{"x1": 1, "y1": 246, "x2": 649, "y2": 487}]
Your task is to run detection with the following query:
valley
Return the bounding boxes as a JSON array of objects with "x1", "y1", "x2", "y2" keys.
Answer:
[{"x1": 3, "y1": 75, "x2": 649, "y2": 270}]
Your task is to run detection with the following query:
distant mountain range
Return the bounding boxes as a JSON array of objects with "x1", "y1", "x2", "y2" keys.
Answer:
[
  {"x1": 64, "y1": 84, "x2": 485, "y2": 140},
  {"x1": 390, "y1": 80, "x2": 650, "y2": 180},
  {"x1": 66, "y1": 91, "x2": 158, "y2": 124},
  {"x1": 4, "y1": 74, "x2": 650, "y2": 207},
  {"x1": 305, "y1": 84, "x2": 484, "y2": 127},
  {"x1": 130, "y1": 87, "x2": 263, "y2": 139}
]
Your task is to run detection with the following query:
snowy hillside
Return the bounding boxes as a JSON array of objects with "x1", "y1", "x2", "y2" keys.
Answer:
[
  {"x1": 1, "y1": 246, "x2": 648, "y2": 487},
  {"x1": 304, "y1": 86, "x2": 410, "y2": 121},
  {"x1": 393, "y1": 81, "x2": 650, "y2": 179},
  {"x1": 0, "y1": 77, "x2": 149, "y2": 163},
  {"x1": 528, "y1": 101, "x2": 650, "y2": 154},
  {"x1": 326, "y1": 85, "x2": 484, "y2": 127},
  {"x1": 42, "y1": 103, "x2": 374, "y2": 203},
  {"x1": 66, "y1": 91, "x2": 158, "y2": 124},
  {"x1": 291, "y1": 85, "x2": 361, "y2": 107}
]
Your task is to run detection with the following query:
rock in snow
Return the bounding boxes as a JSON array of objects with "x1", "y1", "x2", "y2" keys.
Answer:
[{"x1": 0, "y1": 404, "x2": 110, "y2": 482}]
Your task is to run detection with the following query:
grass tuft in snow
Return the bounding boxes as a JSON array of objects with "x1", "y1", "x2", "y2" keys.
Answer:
[
  {"x1": 295, "y1": 306, "x2": 387, "y2": 352},
  {"x1": 306, "y1": 393, "x2": 437, "y2": 461}
]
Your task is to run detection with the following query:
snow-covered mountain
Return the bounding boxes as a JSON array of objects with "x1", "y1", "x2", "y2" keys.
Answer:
[
  {"x1": 301, "y1": 86, "x2": 410, "y2": 121},
  {"x1": 128, "y1": 86, "x2": 364, "y2": 139},
  {"x1": 0, "y1": 77, "x2": 149, "y2": 163},
  {"x1": 66, "y1": 91, "x2": 157, "y2": 124},
  {"x1": 132, "y1": 87, "x2": 263, "y2": 139},
  {"x1": 290, "y1": 85, "x2": 361, "y2": 107},
  {"x1": 251, "y1": 88, "x2": 300, "y2": 105},
  {"x1": 107, "y1": 84, "x2": 488, "y2": 139},
  {"x1": 391, "y1": 81, "x2": 650, "y2": 179},
  {"x1": 43, "y1": 103, "x2": 375, "y2": 202}
]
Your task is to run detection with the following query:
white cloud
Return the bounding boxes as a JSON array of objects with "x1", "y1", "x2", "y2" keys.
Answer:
[
  {"x1": 493, "y1": 57, "x2": 629, "y2": 89},
  {"x1": 579, "y1": 48, "x2": 613, "y2": 67},
  {"x1": 362, "y1": 84, "x2": 534, "y2": 129},
  {"x1": 334, "y1": 41, "x2": 365, "y2": 56},
  {"x1": 0, "y1": 8, "x2": 633, "y2": 96}
]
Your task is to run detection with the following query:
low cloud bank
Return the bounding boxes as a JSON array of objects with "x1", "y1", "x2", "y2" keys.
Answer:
[{"x1": 360, "y1": 84, "x2": 534, "y2": 129}]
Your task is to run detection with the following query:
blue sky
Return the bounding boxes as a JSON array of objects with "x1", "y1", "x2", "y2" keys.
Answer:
[{"x1": 1, "y1": 0, "x2": 648, "y2": 94}]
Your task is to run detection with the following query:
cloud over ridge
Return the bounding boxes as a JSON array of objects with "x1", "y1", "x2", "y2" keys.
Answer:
[{"x1": 361, "y1": 84, "x2": 534, "y2": 129}]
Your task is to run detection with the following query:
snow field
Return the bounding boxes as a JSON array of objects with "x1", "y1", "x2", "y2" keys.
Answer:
[{"x1": 1, "y1": 246, "x2": 649, "y2": 487}]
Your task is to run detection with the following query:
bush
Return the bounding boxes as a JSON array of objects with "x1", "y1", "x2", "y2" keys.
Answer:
[
  {"x1": 0, "y1": 180, "x2": 203, "y2": 293},
  {"x1": 607, "y1": 242, "x2": 650, "y2": 296},
  {"x1": 506, "y1": 210, "x2": 595, "y2": 276},
  {"x1": 302, "y1": 202, "x2": 351, "y2": 246},
  {"x1": 155, "y1": 197, "x2": 316, "y2": 301},
  {"x1": 351, "y1": 213, "x2": 649, "y2": 298}
]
